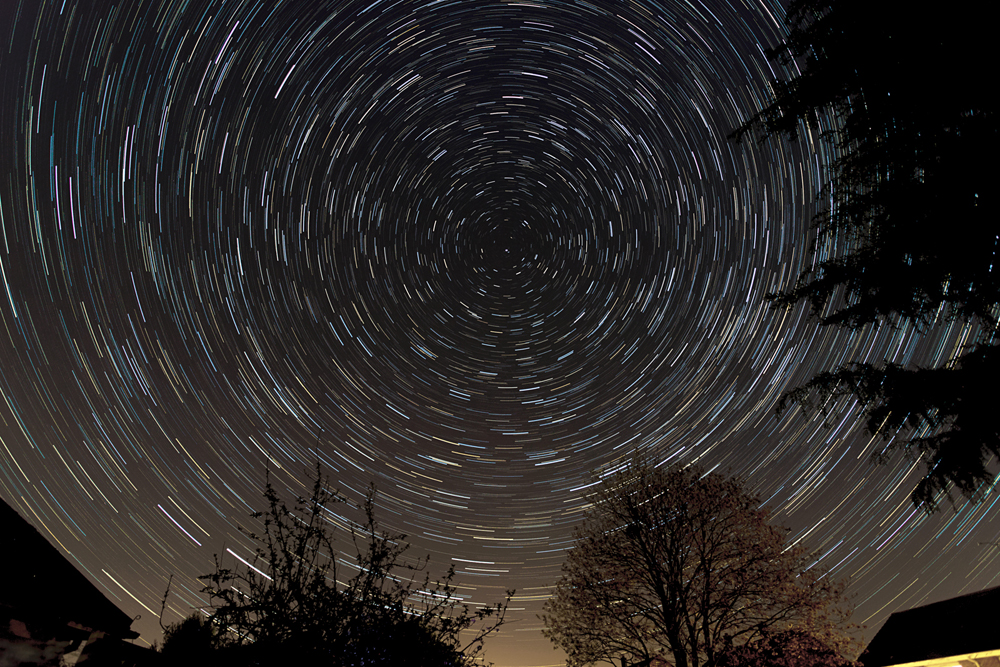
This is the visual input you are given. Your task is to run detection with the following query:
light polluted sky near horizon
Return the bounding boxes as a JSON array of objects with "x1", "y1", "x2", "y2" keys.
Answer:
[{"x1": 0, "y1": 0, "x2": 997, "y2": 664}]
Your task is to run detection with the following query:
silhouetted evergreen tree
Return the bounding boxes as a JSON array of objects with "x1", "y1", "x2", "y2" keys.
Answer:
[
  {"x1": 160, "y1": 614, "x2": 216, "y2": 667},
  {"x1": 733, "y1": 0, "x2": 998, "y2": 508}
]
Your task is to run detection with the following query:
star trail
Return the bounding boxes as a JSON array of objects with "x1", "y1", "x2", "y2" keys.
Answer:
[{"x1": 0, "y1": 0, "x2": 997, "y2": 664}]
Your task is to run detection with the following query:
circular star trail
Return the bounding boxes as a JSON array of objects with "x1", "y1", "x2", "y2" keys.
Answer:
[{"x1": 1, "y1": 1, "x2": 998, "y2": 664}]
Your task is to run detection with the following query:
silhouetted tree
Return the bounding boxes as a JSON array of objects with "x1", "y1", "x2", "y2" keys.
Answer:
[
  {"x1": 161, "y1": 466, "x2": 510, "y2": 666},
  {"x1": 732, "y1": 0, "x2": 998, "y2": 509},
  {"x1": 160, "y1": 614, "x2": 216, "y2": 667},
  {"x1": 715, "y1": 629, "x2": 858, "y2": 667},
  {"x1": 542, "y1": 462, "x2": 852, "y2": 667}
]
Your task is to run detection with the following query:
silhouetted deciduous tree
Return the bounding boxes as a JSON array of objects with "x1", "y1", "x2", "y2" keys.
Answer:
[
  {"x1": 732, "y1": 0, "x2": 998, "y2": 509},
  {"x1": 542, "y1": 462, "x2": 852, "y2": 667},
  {"x1": 160, "y1": 466, "x2": 511, "y2": 666}
]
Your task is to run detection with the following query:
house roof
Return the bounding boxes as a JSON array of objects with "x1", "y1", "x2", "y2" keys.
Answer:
[
  {"x1": 860, "y1": 585, "x2": 1000, "y2": 667},
  {"x1": 0, "y1": 498, "x2": 138, "y2": 639}
]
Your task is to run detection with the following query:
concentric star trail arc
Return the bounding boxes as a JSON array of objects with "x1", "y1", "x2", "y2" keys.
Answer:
[{"x1": 1, "y1": 1, "x2": 998, "y2": 665}]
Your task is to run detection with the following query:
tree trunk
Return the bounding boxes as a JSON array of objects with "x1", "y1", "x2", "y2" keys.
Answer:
[{"x1": 669, "y1": 634, "x2": 688, "y2": 667}]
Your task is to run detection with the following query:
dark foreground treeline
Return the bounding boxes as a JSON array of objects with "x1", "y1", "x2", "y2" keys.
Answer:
[
  {"x1": 158, "y1": 461, "x2": 859, "y2": 667},
  {"x1": 156, "y1": 467, "x2": 511, "y2": 667}
]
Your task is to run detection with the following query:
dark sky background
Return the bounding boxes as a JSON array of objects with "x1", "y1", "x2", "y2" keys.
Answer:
[{"x1": 0, "y1": 0, "x2": 997, "y2": 665}]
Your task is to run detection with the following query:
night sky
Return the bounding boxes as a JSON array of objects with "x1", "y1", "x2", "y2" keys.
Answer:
[{"x1": 0, "y1": 0, "x2": 997, "y2": 665}]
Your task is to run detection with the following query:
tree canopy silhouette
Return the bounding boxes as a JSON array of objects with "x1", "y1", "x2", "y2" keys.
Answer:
[
  {"x1": 541, "y1": 462, "x2": 853, "y2": 667},
  {"x1": 732, "y1": 0, "x2": 998, "y2": 509},
  {"x1": 715, "y1": 629, "x2": 858, "y2": 667},
  {"x1": 159, "y1": 466, "x2": 511, "y2": 667}
]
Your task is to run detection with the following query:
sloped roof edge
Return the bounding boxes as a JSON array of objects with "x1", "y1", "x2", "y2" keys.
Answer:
[
  {"x1": 861, "y1": 586, "x2": 1000, "y2": 667},
  {"x1": 1, "y1": 497, "x2": 138, "y2": 639}
]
